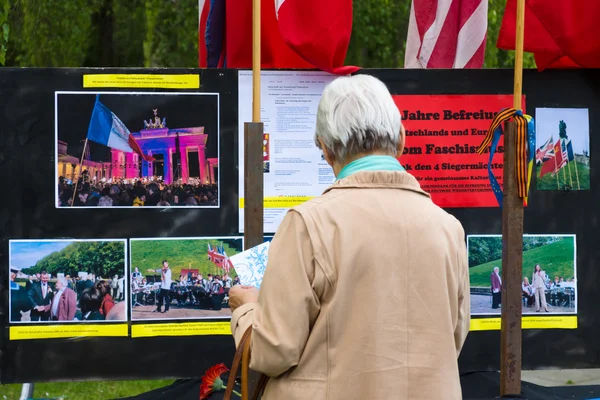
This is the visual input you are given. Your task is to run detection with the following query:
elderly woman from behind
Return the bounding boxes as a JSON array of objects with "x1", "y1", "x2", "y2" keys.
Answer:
[{"x1": 229, "y1": 74, "x2": 470, "y2": 400}]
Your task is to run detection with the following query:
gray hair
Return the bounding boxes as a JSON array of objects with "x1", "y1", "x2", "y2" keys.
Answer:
[
  {"x1": 494, "y1": 267, "x2": 500, "y2": 272},
  {"x1": 57, "y1": 277, "x2": 68, "y2": 287},
  {"x1": 314, "y1": 74, "x2": 402, "y2": 163}
]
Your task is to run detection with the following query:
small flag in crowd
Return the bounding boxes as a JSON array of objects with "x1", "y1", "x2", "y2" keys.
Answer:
[
  {"x1": 404, "y1": 0, "x2": 488, "y2": 68},
  {"x1": 208, "y1": 243, "x2": 233, "y2": 273},
  {"x1": 86, "y1": 95, "x2": 154, "y2": 161}
]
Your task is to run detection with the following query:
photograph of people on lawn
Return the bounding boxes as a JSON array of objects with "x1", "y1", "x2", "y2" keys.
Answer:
[
  {"x1": 9, "y1": 239, "x2": 127, "y2": 323},
  {"x1": 467, "y1": 234, "x2": 577, "y2": 316}
]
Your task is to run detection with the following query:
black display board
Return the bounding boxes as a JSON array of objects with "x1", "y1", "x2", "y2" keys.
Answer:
[{"x1": 0, "y1": 68, "x2": 598, "y2": 384}]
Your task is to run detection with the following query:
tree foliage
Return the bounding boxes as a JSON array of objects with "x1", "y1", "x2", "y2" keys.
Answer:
[
  {"x1": 3, "y1": 0, "x2": 536, "y2": 69},
  {"x1": 22, "y1": 241, "x2": 126, "y2": 278},
  {"x1": 0, "y1": 0, "x2": 9, "y2": 65},
  {"x1": 468, "y1": 236, "x2": 563, "y2": 268}
]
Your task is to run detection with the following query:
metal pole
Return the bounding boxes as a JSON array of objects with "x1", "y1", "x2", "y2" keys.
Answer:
[{"x1": 20, "y1": 383, "x2": 34, "y2": 400}]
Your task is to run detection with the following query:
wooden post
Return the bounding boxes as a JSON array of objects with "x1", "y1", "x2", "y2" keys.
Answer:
[
  {"x1": 500, "y1": 0, "x2": 525, "y2": 396},
  {"x1": 244, "y1": 122, "x2": 264, "y2": 250},
  {"x1": 499, "y1": 122, "x2": 524, "y2": 397},
  {"x1": 243, "y1": 0, "x2": 264, "y2": 251},
  {"x1": 242, "y1": 0, "x2": 265, "y2": 395}
]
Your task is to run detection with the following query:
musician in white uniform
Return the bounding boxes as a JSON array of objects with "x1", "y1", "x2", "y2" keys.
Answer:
[{"x1": 156, "y1": 260, "x2": 172, "y2": 313}]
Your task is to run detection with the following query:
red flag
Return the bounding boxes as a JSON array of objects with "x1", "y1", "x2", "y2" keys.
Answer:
[
  {"x1": 539, "y1": 157, "x2": 555, "y2": 178},
  {"x1": 224, "y1": 0, "x2": 313, "y2": 69},
  {"x1": 128, "y1": 135, "x2": 155, "y2": 162},
  {"x1": 404, "y1": 0, "x2": 488, "y2": 68},
  {"x1": 275, "y1": 0, "x2": 359, "y2": 74},
  {"x1": 497, "y1": 0, "x2": 600, "y2": 70},
  {"x1": 200, "y1": 0, "x2": 358, "y2": 74},
  {"x1": 540, "y1": 141, "x2": 565, "y2": 177}
]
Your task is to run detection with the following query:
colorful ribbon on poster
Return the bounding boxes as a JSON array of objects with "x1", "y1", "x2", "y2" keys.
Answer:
[{"x1": 476, "y1": 108, "x2": 535, "y2": 207}]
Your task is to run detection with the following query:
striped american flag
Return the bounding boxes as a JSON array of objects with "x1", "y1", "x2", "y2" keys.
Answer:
[{"x1": 404, "y1": 0, "x2": 488, "y2": 68}]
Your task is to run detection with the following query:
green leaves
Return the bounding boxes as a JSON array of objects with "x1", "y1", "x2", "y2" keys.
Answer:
[
  {"x1": 0, "y1": 0, "x2": 9, "y2": 65},
  {"x1": 22, "y1": 241, "x2": 126, "y2": 278}
]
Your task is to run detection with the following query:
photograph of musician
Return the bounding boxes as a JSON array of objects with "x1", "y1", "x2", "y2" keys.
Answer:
[
  {"x1": 522, "y1": 277, "x2": 535, "y2": 307},
  {"x1": 129, "y1": 237, "x2": 243, "y2": 320},
  {"x1": 9, "y1": 239, "x2": 128, "y2": 323},
  {"x1": 532, "y1": 264, "x2": 550, "y2": 312},
  {"x1": 155, "y1": 260, "x2": 172, "y2": 313},
  {"x1": 132, "y1": 267, "x2": 142, "y2": 281}
]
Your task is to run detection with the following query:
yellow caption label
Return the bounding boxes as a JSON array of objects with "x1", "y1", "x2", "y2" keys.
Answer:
[
  {"x1": 131, "y1": 321, "x2": 231, "y2": 338},
  {"x1": 239, "y1": 196, "x2": 314, "y2": 209},
  {"x1": 470, "y1": 315, "x2": 577, "y2": 331},
  {"x1": 83, "y1": 74, "x2": 200, "y2": 89},
  {"x1": 10, "y1": 324, "x2": 128, "y2": 340}
]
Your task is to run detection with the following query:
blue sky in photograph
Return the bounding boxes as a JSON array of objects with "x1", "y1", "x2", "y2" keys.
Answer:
[
  {"x1": 10, "y1": 241, "x2": 73, "y2": 269},
  {"x1": 535, "y1": 108, "x2": 590, "y2": 154}
]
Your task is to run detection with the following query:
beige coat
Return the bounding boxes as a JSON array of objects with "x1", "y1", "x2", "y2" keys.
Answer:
[{"x1": 231, "y1": 171, "x2": 470, "y2": 400}]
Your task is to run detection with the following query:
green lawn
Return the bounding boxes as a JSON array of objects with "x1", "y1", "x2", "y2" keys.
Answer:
[
  {"x1": 130, "y1": 238, "x2": 243, "y2": 279},
  {"x1": 0, "y1": 380, "x2": 173, "y2": 400},
  {"x1": 469, "y1": 238, "x2": 575, "y2": 287},
  {"x1": 536, "y1": 160, "x2": 590, "y2": 191}
]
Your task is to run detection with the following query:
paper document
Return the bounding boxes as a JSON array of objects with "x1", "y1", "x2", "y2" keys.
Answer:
[{"x1": 230, "y1": 241, "x2": 271, "y2": 289}]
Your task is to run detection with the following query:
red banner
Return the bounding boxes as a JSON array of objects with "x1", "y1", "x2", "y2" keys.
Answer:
[{"x1": 393, "y1": 95, "x2": 526, "y2": 208}]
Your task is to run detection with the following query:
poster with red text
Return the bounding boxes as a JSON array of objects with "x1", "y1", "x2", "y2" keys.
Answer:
[{"x1": 393, "y1": 95, "x2": 526, "y2": 208}]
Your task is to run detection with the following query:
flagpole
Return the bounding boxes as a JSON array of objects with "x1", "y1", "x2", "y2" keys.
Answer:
[
  {"x1": 553, "y1": 146, "x2": 559, "y2": 189},
  {"x1": 252, "y1": 0, "x2": 260, "y2": 123},
  {"x1": 566, "y1": 158, "x2": 574, "y2": 188},
  {"x1": 574, "y1": 157, "x2": 581, "y2": 190},
  {"x1": 70, "y1": 138, "x2": 89, "y2": 207},
  {"x1": 244, "y1": 0, "x2": 265, "y2": 250},
  {"x1": 500, "y1": 0, "x2": 525, "y2": 395}
]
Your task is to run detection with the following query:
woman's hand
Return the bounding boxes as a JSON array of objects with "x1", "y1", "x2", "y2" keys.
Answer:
[{"x1": 229, "y1": 285, "x2": 259, "y2": 312}]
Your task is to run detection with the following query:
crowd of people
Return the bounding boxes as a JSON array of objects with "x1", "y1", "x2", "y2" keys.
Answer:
[
  {"x1": 57, "y1": 175, "x2": 218, "y2": 207},
  {"x1": 490, "y1": 264, "x2": 576, "y2": 312},
  {"x1": 10, "y1": 269, "x2": 126, "y2": 322},
  {"x1": 131, "y1": 262, "x2": 241, "y2": 314},
  {"x1": 522, "y1": 266, "x2": 576, "y2": 311}
]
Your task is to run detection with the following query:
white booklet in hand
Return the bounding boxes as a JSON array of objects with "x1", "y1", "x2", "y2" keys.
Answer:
[{"x1": 230, "y1": 241, "x2": 270, "y2": 289}]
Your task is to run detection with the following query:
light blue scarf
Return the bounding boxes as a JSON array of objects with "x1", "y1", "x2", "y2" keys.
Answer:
[{"x1": 336, "y1": 155, "x2": 405, "y2": 181}]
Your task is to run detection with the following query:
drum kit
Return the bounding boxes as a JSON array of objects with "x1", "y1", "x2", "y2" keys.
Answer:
[
  {"x1": 131, "y1": 276, "x2": 229, "y2": 309},
  {"x1": 169, "y1": 282, "x2": 213, "y2": 307},
  {"x1": 131, "y1": 278, "x2": 160, "y2": 307}
]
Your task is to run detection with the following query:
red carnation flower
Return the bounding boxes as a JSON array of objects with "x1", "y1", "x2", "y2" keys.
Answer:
[{"x1": 199, "y1": 363, "x2": 240, "y2": 399}]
